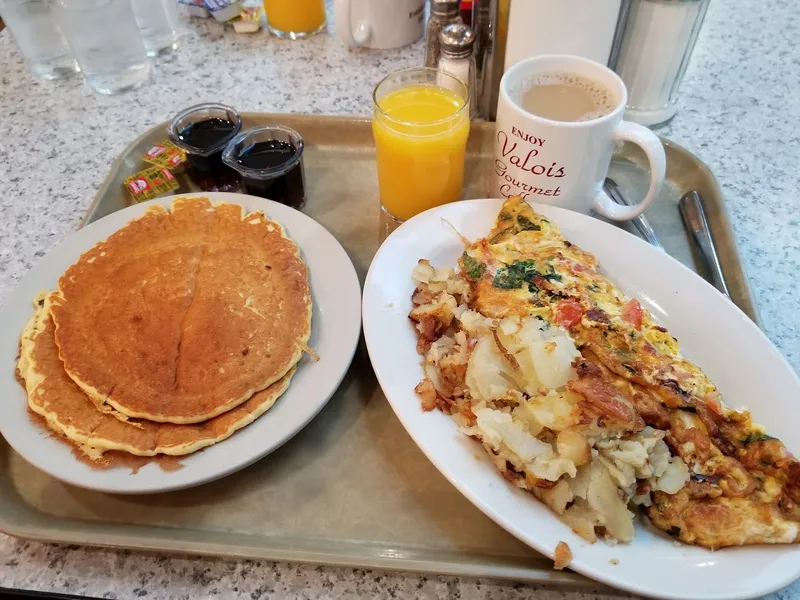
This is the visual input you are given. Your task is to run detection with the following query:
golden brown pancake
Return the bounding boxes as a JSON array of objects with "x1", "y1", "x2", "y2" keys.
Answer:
[
  {"x1": 18, "y1": 296, "x2": 295, "y2": 457},
  {"x1": 49, "y1": 196, "x2": 311, "y2": 424}
]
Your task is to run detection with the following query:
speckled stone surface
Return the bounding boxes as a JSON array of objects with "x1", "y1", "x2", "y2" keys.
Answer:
[{"x1": 0, "y1": 0, "x2": 799, "y2": 598}]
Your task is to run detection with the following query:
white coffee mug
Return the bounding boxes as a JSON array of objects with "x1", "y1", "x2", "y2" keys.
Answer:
[
  {"x1": 334, "y1": 0, "x2": 424, "y2": 50},
  {"x1": 492, "y1": 54, "x2": 666, "y2": 221}
]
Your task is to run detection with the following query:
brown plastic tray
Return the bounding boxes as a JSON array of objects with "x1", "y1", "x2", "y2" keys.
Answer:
[{"x1": 0, "y1": 114, "x2": 759, "y2": 588}]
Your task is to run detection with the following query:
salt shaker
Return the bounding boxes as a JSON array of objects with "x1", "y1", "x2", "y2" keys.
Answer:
[
  {"x1": 424, "y1": 0, "x2": 461, "y2": 68},
  {"x1": 614, "y1": 0, "x2": 710, "y2": 126},
  {"x1": 437, "y1": 23, "x2": 476, "y2": 117}
]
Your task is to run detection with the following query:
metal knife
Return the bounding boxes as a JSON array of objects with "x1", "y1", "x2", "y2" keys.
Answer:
[
  {"x1": 679, "y1": 190, "x2": 732, "y2": 298},
  {"x1": 603, "y1": 178, "x2": 665, "y2": 251}
]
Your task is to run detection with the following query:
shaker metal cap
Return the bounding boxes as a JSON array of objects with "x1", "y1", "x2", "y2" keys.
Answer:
[
  {"x1": 439, "y1": 23, "x2": 476, "y2": 57},
  {"x1": 431, "y1": 0, "x2": 460, "y2": 17}
]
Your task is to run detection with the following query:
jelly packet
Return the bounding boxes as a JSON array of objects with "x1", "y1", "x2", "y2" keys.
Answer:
[
  {"x1": 204, "y1": 0, "x2": 242, "y2": 22},
  {"x1": 143, "y1": 139, "x2": 186, "y2": 171},
  {"x1": 178, "y1": 0, "x2": 210, "y2": 17},
  {"x1": 124, "y1": 166, "x2": 180, "y2": 203},
  {"x1": 232, "y1": 2, "x2": 263, "y2": 33}
]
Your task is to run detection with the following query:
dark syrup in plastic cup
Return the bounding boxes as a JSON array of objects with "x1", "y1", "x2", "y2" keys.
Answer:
[
  {"x1": 168, "y1": 103, "x2": 243, "y2": 192},
  {"x1": 222, "y1": 125, "x2": 306, "y2": 210}
]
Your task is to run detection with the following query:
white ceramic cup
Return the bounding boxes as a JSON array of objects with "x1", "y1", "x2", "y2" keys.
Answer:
[
  {"x1": 334, "y1": 0, "x2": 424, "y2": 50},
  {"x1": 493, "y1": 54, "x2": 666, "y2": 221}
]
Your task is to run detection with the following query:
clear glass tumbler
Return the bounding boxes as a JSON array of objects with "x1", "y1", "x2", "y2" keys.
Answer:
[
  {"x1": 372, "y1": 67, "x2": 470, "y2": 225},
  {"x1": 0, "y1": 0, "x2": 79, "y2": 80},
  {"x1": 53, "y1": 0, "x2": 152, "y2": 95},
  {"x1": 132, "y1": 0, "x2": 182, "y2": 57},
  {"x1": 263, "y1": 0, "x2": 326, "y2": 39}
]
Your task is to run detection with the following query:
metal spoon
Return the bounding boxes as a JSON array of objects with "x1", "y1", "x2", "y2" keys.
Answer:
[
  {"x1": 679, "y1": 190, "x2": 732, "y2": 299},
  {"x1": 603, "y1": 178, "x2": 665, "y2": 251}
]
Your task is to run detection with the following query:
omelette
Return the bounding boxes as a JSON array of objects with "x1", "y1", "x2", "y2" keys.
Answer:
[
  {"x1": 49, "y1": 197, "x2": 312, "y2": 424},
  {"x1": 409, "y1": 196, "x2": 800, "y2": 549}
]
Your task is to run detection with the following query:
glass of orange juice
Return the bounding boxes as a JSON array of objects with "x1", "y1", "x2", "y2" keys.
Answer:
[
  {"x1": 372, "y1": 67, "x2": 470, "y2": 224},
  {"x1": 263, "y1": 0, "x2": 326, "y2": 39}
]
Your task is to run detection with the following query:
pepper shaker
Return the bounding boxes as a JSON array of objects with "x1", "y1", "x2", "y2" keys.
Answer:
[
  {"x1": 424, "y1": 0, "x2": 462, "y2": 68},
  {"x1": 437, "y1": 23, "x2": 477, "y2": 117}
]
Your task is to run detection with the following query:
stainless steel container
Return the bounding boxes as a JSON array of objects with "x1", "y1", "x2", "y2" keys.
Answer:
[
  {"x1": 472, "y1": 0, "x2": 631, "y2": 120},
  {"x1": 614, "y1": 0, "x2": 710, "y2": 126}
]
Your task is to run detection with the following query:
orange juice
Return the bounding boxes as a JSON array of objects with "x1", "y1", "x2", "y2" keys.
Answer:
[
  {"x1": 264, "y1": 0, "x2": 326, "y2": 36},
  {"x1": 373, "y1": 84, "x2": 470, "y2": 222}
]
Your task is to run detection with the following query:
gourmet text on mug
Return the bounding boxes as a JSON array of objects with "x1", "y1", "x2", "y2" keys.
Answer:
[{"x1": 495, "y1": 128, "x2": 565, "y2": 199}]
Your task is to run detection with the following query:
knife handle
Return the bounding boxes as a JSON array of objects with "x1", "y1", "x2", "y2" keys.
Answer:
[{"x1": 679, "y1": 191, "x2": 731, "y2": 298}]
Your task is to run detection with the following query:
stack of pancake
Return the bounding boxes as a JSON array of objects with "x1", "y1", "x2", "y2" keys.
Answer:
[{"x1": 16, "y1": 197, "x2": 312, "y2": 466}]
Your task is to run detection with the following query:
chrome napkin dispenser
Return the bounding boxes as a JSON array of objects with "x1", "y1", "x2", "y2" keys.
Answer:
[{"x1": 472, "y1": 0, "x2": 631, "y2": 120}]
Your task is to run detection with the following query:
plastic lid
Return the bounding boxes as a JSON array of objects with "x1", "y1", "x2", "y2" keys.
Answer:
[
  {"x1": 439, "y1": 23, "x2": 476, "y2": 57},
  {"x1": 431, "y1": 0, "x2": 460, "y2": 17}
]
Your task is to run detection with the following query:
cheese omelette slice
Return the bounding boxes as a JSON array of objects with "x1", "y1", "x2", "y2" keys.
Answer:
[{"x1": 459, "y1": 196, "x2": 800, "y2": 548}]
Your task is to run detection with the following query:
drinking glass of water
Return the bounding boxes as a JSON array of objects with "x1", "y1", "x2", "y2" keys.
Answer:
[
  {"x1": 0, "y1": 0, "x2": 79, "y2": 80},
  {"x1": 53, "y1": 0, "x2": 151, "y2": 95},
  {"x1": 132, "y1": 0, "x2": 182, "y2": 57}
]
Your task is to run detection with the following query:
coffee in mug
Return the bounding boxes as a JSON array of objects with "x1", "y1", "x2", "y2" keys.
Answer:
[
  {"x1": 492, "y1": 54, "x2": 666, "y2": 221},
  {"x1": 521, "y1": 73, "x2": 614, "y2": 123}
]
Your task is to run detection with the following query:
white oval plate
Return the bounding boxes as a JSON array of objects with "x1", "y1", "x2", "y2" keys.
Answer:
[
  {"x1": 362, "y1": 199, "x2": 800, "y2": 600},
  {"x1": 0, "y1": 192, "x2": 361, "y2": 495}
]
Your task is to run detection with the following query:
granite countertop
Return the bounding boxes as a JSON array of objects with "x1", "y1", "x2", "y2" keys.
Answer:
[{"x1": 1, "y1": 0, "x2": 799, "y2": 598}]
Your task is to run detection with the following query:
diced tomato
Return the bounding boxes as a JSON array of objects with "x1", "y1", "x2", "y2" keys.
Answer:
[
  {"x1": 622, "y1": 299, "x2": 643, "y2": 330},
  {"x1": 705, "y1": 393, "x2": 724, "y2": 416},
  {"x1": 554, "y1": 299, "x2": 582, "y2": 328}
]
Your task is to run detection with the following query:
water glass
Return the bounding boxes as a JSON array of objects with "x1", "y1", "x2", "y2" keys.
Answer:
[
  {"x1": 53, "y1": 0, "x2": 152, "y2": 95},
  {"x1": 0, "y1": 0, "x2": 79, "y2": 80},
  {"x1": 132, "y1": 0, "x2": 181, "y2": 57}
]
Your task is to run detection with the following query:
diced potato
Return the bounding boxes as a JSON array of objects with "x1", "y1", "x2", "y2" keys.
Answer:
[
  {"x1": 536, "y1": 479, "x2": 574, "y2": 515},
  {"x1": 512, "y1": 404, "x2": 544, "y2": 437},
  {"x1": 530, "y1": 455, "x2": 577, "y2": 481},
  {"x1": 466, "y1": 335, "x2": 521, "y2": 401},
  {"x1": 562, "y1": 499, "x2": 601, "y2": 543},
  {"x1": 557, "y1": 429, "x2": 591, "y2": 466},
  {"x1": 655, "y1": 457, "x2": 690, "y2": 494},
  {"x1": 474, "y1": 407, "x2": 551, "y2": 461},
  {"x1": 495, "y1": 317, "x2": 580, "y2": 393},
  {"x1": 411, "y1": 260, "x2": 435, "y2": 283},
  {"x1": 409, "y1": 292, "x2": 458, "y2": 329},
  {"x1": 585, "y1": 461, "x2": 635, "y2": 542},
  {"x1": 528, "y1": 391, "x2": 581, "y2": 431},
  {"x1": 553, "y1": 541, "x2": 573, "y2": 570},
  {"x1": 433, "y1": 266, "x2": 455, "y2": 282},
  {"x1": 529, "y1": 336, "x2": 580, "y2": 390}
]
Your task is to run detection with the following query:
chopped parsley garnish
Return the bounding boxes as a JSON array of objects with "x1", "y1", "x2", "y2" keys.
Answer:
[
  {"x1": 492, "y1": 260, "x2": 561, "y2": 289},
  {"x1": 493, "y1": 266, "x2": 524, "y2": 289},
  {"x1": 742, "y1": 432, "x2": 773, "y2": 445},
  {"x1": 461, "y1": 252, "x2": 486, "y2": 281},
  {"x1": 516, "y1": 215, "x2": 541, "y2": 231},
  {"x1": 489, "y1": 228, "x2": 512, "y2": 244}
]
